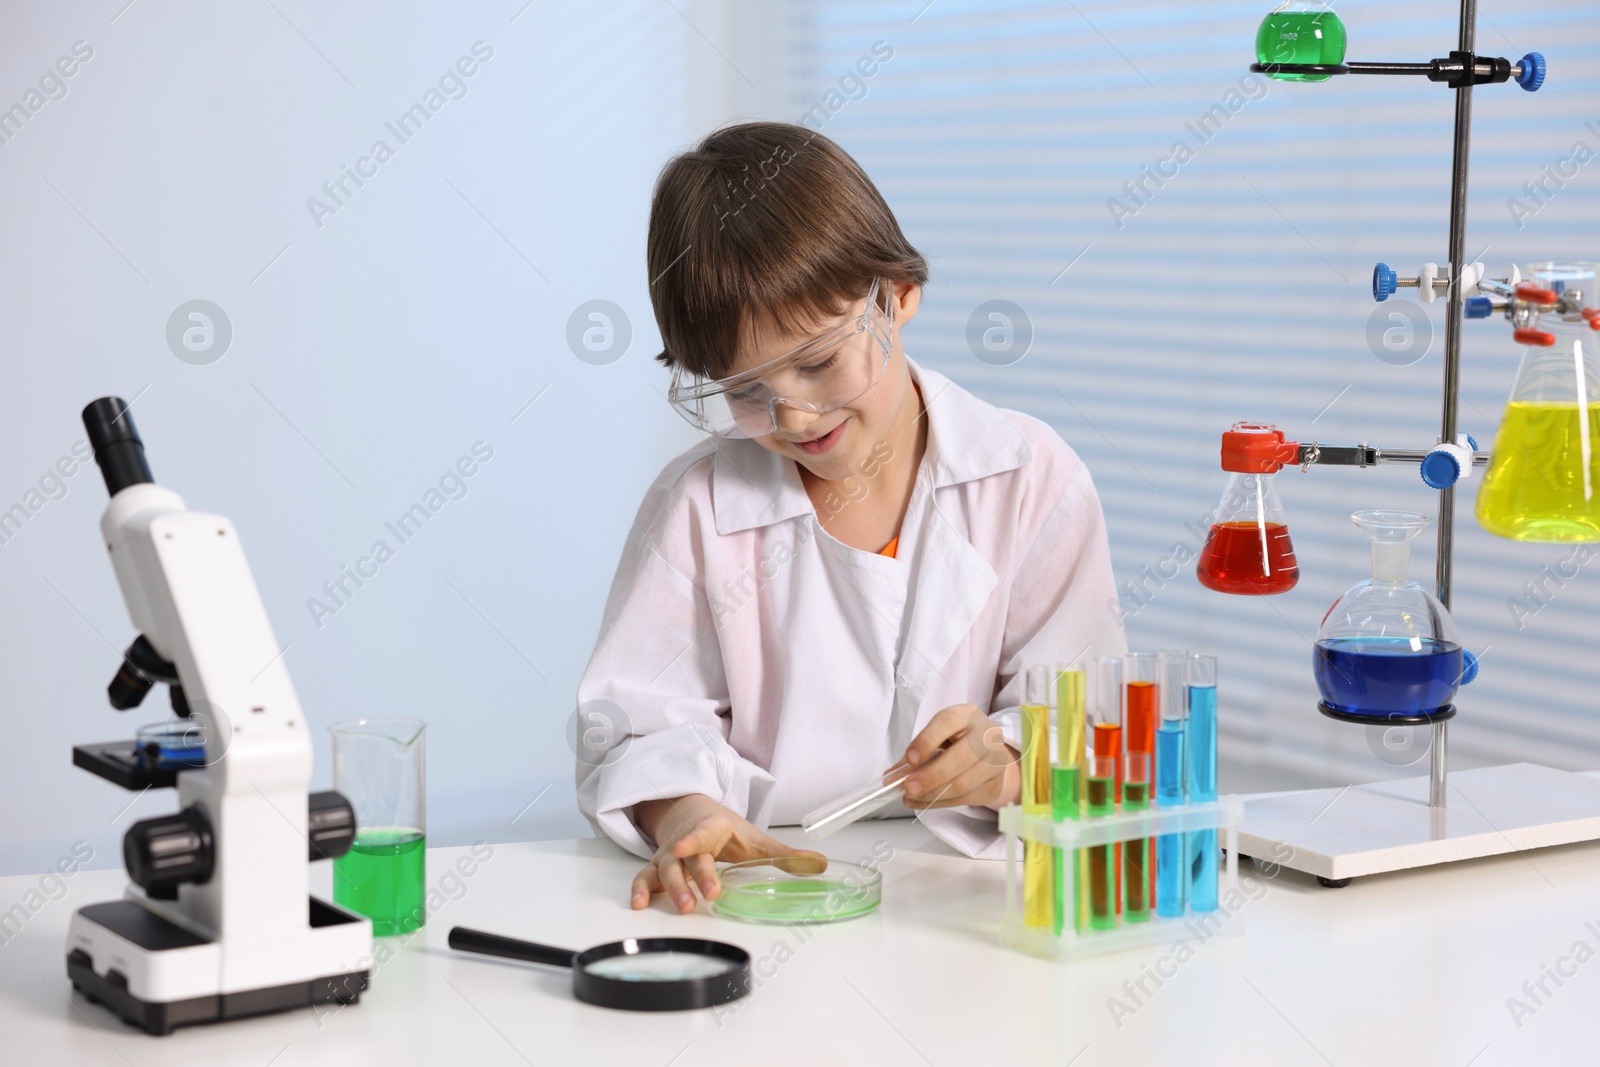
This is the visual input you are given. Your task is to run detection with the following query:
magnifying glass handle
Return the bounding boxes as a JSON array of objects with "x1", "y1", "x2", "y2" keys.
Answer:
[{"x1": 448, "y1": 926, "x2": 576, "y2": 970}]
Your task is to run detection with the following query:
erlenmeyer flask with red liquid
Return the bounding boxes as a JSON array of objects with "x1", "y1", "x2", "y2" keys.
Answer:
[{"x1": 1197, "y1": 422, "x2": 1301, "y2": 595}]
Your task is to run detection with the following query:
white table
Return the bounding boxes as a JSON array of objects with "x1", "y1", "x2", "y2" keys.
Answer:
[{"x1": 2, "y1": 812, "x2": 1594, "y2": 1066}]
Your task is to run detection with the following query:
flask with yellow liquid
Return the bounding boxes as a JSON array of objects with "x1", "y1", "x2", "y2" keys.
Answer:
[{"x1": 1476, "y1": 262, "x2": 1600, "y2": 543}]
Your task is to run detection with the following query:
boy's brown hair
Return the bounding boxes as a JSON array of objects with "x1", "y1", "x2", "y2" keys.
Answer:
[{"x1": 646, "y1": 121, "x2": 928, "y2": 379}]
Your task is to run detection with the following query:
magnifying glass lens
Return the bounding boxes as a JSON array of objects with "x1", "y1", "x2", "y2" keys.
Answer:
[{"x1": 583, "y1": 952, "x2": 738, "y2": 982}]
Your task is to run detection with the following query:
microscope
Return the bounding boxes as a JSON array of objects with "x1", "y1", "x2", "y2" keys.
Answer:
[{"x1": 66, "y1": 397, "x2": 372, "y2": 1035}]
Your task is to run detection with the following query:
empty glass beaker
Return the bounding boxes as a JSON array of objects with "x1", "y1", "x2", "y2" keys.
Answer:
[
  {"x1": 1475, "y1": 262, "x2": 1600, "y2": 543},
  {"x1": 1197, "y1": 423, "x2": 1300, "y2": 595},
  {"x1": 1313, "y1": 512, "x2": 1472, "y2": 722},
  {"x1": 331, "y1": 718, "x2": 427, "y2": 936},
  {"x1": 1256, "y1": 2, "x2": 1347, "y2": 81}
]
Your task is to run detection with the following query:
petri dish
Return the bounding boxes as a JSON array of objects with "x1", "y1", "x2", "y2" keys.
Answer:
[
  {"x1": 714, "y1": 856, "x2": 882, "y2": 925},
  {"x1": 135, "y1": 720, "x2": 208, "y2": 769}
]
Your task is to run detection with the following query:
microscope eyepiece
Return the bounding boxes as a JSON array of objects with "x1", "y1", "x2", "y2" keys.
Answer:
[{"x1": 82, "y1": 396, "x2": 154, "y2": 497}]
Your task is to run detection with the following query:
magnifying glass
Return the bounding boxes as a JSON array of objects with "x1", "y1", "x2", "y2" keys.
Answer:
[{"x1": 447, "y1": 927, "x2": 751, "y2": 1012}]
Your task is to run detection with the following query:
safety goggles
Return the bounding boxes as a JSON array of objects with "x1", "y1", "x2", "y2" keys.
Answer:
[{"x1": 667, "y1": 279, "x2": 895, "y2": 439}]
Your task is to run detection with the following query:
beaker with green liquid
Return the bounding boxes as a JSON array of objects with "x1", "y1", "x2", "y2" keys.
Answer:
[
  {"x1": 1255, "y1": 2, "x2": 1347, "y2": 81},
  {"x1": 1477, "y1": 262, "x2": 1600, "y2": 543},
  {"x1": 331, "y1": 718, "x2": 427, "y2": 936}
]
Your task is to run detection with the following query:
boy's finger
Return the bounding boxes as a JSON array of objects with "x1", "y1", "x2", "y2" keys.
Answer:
[
  {"x1": 631, "y1": 865, "x2": 661, "y2": 909},
  {"x1": 903, "y1": 705, "x2": 975, "y2": 765},
  {"x1": 902, "y1": 777, "x2": 961, "y2": 809},
  {"x1": 686, "y1": 852, "x2": 721, "y2": 900},
  {"x1": 940, "y1": 760, "x2": 1003, "y2": 801},
  {"x1": 918, "y1": 781, "x2": 996, "y2": 809},
  {"x1": 903, "y1": 742, "x2": 977, "y2": 798},
  {"x1": 658, "y1": 856, "x2": 696, "y2": 912}
]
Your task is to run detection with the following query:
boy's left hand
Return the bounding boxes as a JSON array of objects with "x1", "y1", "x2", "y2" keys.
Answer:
[{"x1": 899, "y1": 704, "x2": 1020, "y2": 811}]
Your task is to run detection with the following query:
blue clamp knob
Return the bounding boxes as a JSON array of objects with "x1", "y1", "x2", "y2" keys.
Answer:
[
  {"x1": 1465, "y1": 296, "x2": 1493, "y2": 319},
  {"x1": 1517, "y1": 52, "x2": 1545, "y2": 92},
  {"x1": 1420, "y1": 448, "x2": 1462, "y2": 489},
  {"x1": 1466, "y1": 434, "x2": 1479, "y2": 451},
  {"x1": 1460, "y1": 649, "x2": 1479, "y2": 686},
  {"x1": 1373, "y1": 262, "x2": 1397, "y2": 302}
]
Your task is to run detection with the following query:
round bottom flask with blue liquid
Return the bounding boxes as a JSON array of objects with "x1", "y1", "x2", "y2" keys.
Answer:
[{"x1": 1313, "y1": 511, "x2": 1477, "y2": 724}]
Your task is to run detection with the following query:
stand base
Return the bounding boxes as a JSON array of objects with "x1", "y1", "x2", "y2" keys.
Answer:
[
  {"x1": 67, "y1": 898, "x2": 370, "y2": 1036},
  {"x1": 1238, "y1": 762, "x2": 1600, "y2": 882}
]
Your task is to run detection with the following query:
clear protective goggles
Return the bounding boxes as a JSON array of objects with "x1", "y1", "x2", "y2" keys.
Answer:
[{"x1": 667, "y1": 279, "x2": 896, "y2": 439}]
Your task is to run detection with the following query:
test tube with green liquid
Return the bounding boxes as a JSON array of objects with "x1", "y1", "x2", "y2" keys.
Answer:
[
  {"x1": 1052, "y1": 662, "x2": 1086, "y2": 935},
  {"x1": 1021, "y1": 665, "x2": 1053, "y2": 929},
  {"x1": 1085, "y1": 751, "x2": 1118, "y2": 931}
]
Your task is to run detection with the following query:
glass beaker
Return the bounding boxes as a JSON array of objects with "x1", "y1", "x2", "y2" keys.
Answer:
[
  {"x1": 1256, "y1": 2, "x2": 1347, "y2": 81},
  {"x1": 1475, "y1": 262, "x2": 1600, "y2": 543},
  {"x1": 1197, "y1": 424, "x2": 1300, "y2": 595},
  {"x1": 331, "y1": 718, "x2": 427, "y2": 936},
  {"x1": 1313, "y1": 513, "x2": 1468, "y2": 721}
]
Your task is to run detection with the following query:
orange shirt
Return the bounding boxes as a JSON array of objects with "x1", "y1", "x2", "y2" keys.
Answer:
[{"x1": 875, "y1": 380, "x2": 920, "y2": 560}]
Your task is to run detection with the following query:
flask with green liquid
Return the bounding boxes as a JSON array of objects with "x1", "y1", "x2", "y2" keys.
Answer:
[{"x1": 1256, "y1": 2, "x2": 1347, "y2": 81}]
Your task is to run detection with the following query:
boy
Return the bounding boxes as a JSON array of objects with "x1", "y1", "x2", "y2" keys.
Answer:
[{"x1": 575, "y1": 122, "x2": 1123, "y2": 912}]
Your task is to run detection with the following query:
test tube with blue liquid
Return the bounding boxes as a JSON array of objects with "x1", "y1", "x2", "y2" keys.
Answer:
[
  {"x1": 1186, "y1": 654, "x2": 1219, "y2": 913},
  {"x1": 1154, "y1": 649, "x2": 1188, "y2": 918}
]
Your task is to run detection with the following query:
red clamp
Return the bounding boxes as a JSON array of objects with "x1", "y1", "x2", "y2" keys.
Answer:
[
  {"x1": 1515, "y1": 282, "x2": 1561, "y2": 306},
  {"x1": 1220, "y1": 422, "x2": 1300, "y2": 473},
  {"x1": 1513, "y1": 327, "x2": 1557, "y2": 347}
]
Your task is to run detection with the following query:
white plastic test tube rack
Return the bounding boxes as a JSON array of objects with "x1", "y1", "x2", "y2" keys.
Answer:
[{"x1": 998, "y1": 796, "x2": 1244, "y2": 961}]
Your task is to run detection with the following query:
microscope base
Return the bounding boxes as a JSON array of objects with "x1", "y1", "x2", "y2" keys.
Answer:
[{"x1": 66, "y1": 898, "x2": 372, "y2": 1036}]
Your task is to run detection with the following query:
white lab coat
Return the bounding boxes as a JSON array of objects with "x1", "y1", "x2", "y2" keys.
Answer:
[{"x1": 575, "y1": 359, "x2": 1125, "y2": 860}]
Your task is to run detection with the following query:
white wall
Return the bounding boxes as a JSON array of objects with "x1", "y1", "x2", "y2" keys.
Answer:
[{"x1": 0, "y1": 0, "x2": 788, "y2": 874}]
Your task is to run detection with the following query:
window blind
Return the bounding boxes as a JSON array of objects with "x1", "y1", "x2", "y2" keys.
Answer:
[{"x1": 786, "y1": 0, "x2": 1600, "y2": 781}]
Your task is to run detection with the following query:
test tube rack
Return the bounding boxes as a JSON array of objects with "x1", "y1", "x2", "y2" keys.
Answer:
[
  {"x1": 1225, "y1": 2, "x2": 1600, "y2": 888},
  {"x1": 999, "y1": 797, "x2": 1243, "y2": 961}
]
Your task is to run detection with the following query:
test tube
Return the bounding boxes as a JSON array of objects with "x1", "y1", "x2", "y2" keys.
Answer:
[
  {"x1": 1186, "y1": 654, "x2": 1220, "y2": 913},
  {"x1": 1085, "y1": 751, "x2": 1117, "y2": 931},
  {"x1": 1092, "y1": 657, "x2": 1123, "y2": 794},
  {"x1": 1155, "y1": 649, "x2": 1189, "y2": 918},
  {"x1": 1051, "y1": 662, "x2": 1087, "y2": 936},
  {"x1": 1125, "y1": 653, "x2": 1158, "y2": 918},
  {"x1": 801, "y1": 763, "x2": 916, "y2": 840},
  {"x1": 1021, "y1": 665, "x2": 1053, "y2": 929},
  {"x1": 1092, "y1": 657, "x2": 1123, "y2": 917},
  {"x1": 1121, "y1": 750, "x2": 1151, "y2": 922}
]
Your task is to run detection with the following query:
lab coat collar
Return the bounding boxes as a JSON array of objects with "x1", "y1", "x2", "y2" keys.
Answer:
[{"x1": 711, "y1": 358, "x2": 1031, "y2": 536}]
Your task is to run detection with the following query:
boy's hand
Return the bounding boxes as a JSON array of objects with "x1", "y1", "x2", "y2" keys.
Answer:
[
  {"x1": 630, "y1": 794, "x2": 825, "y2": 913},
  {"x1": 900, "y1": 704, "x2": 1020, "y2": 810}
]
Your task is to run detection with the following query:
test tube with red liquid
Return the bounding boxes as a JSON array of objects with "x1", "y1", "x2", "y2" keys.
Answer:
[{"x1": 1092, "y1": 657, "x2": 1123, "y2": 918}]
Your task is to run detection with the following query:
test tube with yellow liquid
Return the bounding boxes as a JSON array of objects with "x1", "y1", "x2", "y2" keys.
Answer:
[
  {"x1": 1052, "y1": 662, "x2": 1087, "y2": 935},
  {"x1": 1020, "y1": 666, "x2": 1053, "y2": 929}
]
